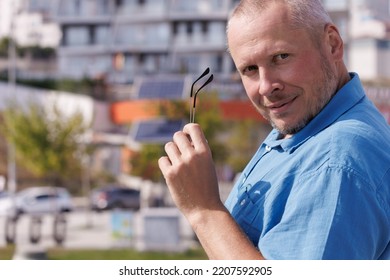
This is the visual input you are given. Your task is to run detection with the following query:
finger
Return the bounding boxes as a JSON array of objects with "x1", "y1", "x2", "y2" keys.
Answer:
[
  {"x1": 158, "y1": 156, "x2": 171, "y2": 174},
  {"x1": 164, "y1": 141, "x2": 182, "y2": 165},
  {"x1": 183, "y1": 123, "x2": 208, "y2": 151},
  {"x1": 173, "y1": 130, "x2": 193, "y2": 154}
]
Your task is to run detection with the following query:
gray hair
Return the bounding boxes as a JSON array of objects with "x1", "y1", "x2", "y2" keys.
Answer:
[{"x1": 227, "y1": 0, "x2": 333, "y2": 46}]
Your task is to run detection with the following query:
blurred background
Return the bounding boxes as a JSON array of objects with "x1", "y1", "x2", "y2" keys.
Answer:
[{"x1": 0, "y1": 0, "x2": 389, "y2": 259}]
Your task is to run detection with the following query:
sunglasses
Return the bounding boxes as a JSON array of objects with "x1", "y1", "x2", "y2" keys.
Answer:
[{"x1": 189, "y1": 67, "x2": 214, "y2": 123}]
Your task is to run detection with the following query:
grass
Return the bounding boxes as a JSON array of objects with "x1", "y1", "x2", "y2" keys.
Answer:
[
  {"x1": 0, "y1": 245, "x2": 15, "y2": 260},
  {"x1": 0, "y1": 245, "x2": 208, "y2": 260},
  {"x1": 48, "y1": 247, "x2": 208, "y2": 260}
]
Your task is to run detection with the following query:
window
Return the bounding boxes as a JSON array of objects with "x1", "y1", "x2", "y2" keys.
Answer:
[
  {"x1": 66, "y1": 26, "x2": 90, "y2": 46},
  {"x1": 95, "y1": 25, "x2": 110, "y2": 45},
  {"x1": 36, "y1": 194, "x2": 58, "y2": 201}
]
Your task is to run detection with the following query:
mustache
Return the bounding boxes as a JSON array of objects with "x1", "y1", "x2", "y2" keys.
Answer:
[{"x1": 260, "y1": 92, "x2": 298, "y2": 107}]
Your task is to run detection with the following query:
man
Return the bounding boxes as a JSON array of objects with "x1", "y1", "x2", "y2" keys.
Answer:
[{"x1": 158, "y1": 0, "x2": 390, "y2": 259}]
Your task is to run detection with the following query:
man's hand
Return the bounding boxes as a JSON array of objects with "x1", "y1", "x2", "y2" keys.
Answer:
[
  {"x1": 158, "y1": 123, "x2": 264, "y2": 260},
  {"x1": 158, "y1": 123, "x2": 224, "y2": 220}
]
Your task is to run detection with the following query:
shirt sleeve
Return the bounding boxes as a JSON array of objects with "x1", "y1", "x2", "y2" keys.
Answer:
[{"x1": 259, "y1": 165, "x2": 389, "y2": 260}]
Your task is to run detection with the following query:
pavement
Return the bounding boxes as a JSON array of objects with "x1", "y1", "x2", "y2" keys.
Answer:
[
  {"x1": 0, "y1": 207, "x2": 198, "y2": 259},
  {"x1": 0, "y1": 210, "x2": 116, "y2": 259}
]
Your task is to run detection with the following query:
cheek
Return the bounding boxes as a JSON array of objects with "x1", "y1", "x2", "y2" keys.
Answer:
[
  {"x1": 291, "y1": 55, "x2": 324, "y2": 86},
  {"x1": 283, "y1": 65, "x2": 310, "y2": 86}
]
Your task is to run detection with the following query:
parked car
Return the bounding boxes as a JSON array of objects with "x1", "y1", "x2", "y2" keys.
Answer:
[
  {"x1": 0, "y1": 191, "x2": 12, "y2": 217},
  {"x1": 0, "y1": 186, "x2": 73, "y2": 217},
  {"x1": 15, "y1": 186, "x2": 73, "y2": 215},
  {"x1": 90, "y1": 185, "x2": 140, "y2": 211}
]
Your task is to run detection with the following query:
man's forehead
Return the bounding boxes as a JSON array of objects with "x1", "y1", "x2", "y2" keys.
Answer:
[{"x1": 228, "y1": 2, "x2": 293, "y2": 34}]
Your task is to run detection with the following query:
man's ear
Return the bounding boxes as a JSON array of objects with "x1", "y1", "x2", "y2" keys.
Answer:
[{"x1": 324, "y1": 23, "x2": 344, "y2": 60}]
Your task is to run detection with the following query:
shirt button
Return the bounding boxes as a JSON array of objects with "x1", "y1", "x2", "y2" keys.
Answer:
[
  {"x1": 265, "y1": 145, "x2": 272, "y2": 152},
  {"x1": 240, "y1": 199, "x2": 246, "y2": 206}
]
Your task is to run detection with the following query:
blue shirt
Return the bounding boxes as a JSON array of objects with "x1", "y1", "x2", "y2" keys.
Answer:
[{"x1": 225, "y1": 73, "x2": 390, "y2": 259}]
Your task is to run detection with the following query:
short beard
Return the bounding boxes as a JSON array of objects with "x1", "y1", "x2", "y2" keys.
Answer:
[{"x1": 270, "y1": 54, "x2": 338, "y2": 136}]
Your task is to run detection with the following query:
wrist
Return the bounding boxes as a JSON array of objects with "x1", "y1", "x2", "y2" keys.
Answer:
[{"x1": 186, "y1": 204, "x2": 229, "y2": 232}]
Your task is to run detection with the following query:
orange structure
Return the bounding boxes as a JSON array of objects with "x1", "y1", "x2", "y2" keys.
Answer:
[{"x1": 110, "y1": 99, "x2": 266, "y2": 124}]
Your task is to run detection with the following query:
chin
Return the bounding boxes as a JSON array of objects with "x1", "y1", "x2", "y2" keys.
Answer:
[{"x1": 272, "y1": 119, "x2": 307, "y2": 136}]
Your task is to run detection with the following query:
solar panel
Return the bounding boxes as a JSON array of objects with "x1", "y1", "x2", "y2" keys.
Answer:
[
  {"x1": 130, "y1": 119, "x2": 184, "y2": 143},
  {"x1": 136, "y1": 77, "x2": 186, "y2": 99}
]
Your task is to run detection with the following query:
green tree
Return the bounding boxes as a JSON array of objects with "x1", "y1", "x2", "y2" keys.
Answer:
[
  {"x1": 0, "y1": 37, "x2": 9, "y2": 57},
  {"x1": 130, "y1": 144, "x2": 165, "y2": 182},
  {"x1": 227, "y1": 119, "x2": 271, "y2": 173},
  {"x1": 0, "y1": 102, "x2": 90, "y2": 186},
  {"x1": 192, "y1": 92, "x2": 228, "y2": 164},
  {"x1": 19, "y1": 45, "x2": 56, "y2": 59},
  {"x1": 0, "y1": 37, "x2": 56, "y2": 59}
]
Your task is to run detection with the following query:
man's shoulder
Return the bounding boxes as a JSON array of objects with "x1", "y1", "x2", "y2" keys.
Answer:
[
  {"x1": 319, "y1": 112, "x2": 390, "y2": 180},
  {"x1": 327, "y1": 104, "x2": 390, "y2": 148}
]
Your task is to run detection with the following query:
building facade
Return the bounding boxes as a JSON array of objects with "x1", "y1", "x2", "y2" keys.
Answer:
[
  {"x1": 2, "y1": 0, "x2": 389, "y2": 83},
  {"x1": 348, "y1": 0, "x2": 390, "y2": 80},
  {"x1": 55, "y1": 0, "x2": 238, "y2": 85}
]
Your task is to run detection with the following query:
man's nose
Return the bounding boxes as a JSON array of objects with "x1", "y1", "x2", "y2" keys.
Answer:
[{"x1": 257, "y1": 68, "x2": 283, "y2": 97}]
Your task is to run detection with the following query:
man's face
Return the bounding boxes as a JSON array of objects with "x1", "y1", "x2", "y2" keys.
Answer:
[{"x1": 227, "y1": 3, "x2": 338, "y2": 137}]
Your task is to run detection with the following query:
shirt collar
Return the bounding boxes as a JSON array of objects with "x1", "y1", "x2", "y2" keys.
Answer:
[{"x1": 263, "y1": 73, "x2": 366, "y2": 153}]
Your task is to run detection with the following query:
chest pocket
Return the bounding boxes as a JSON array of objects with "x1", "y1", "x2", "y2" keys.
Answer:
[{"x1": 231, "y1": 181, "x2": 271, "y2": 246}]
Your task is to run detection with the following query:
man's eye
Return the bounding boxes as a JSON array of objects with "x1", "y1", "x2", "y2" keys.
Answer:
[
  {"x1": 243, "y1": 65, "x2": 258, "y2": 74},
  {"x1": 274, "y1": 53, "x2": 289, "y2": 61}
]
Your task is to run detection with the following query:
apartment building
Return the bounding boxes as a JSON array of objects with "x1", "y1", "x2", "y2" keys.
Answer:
[
  {"x1": 55, "y1": 0, "x2": 238, "y2": 86},
  {"x1": 348, "y1": 0, "x2": 390, "y2": 80},
  {"x1": 2, "y1": 0, "x2": 389, "y2": 83}
]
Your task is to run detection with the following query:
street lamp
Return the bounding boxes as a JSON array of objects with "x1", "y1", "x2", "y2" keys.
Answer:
[{"x1": 5, "y1": 0, "x2": 18, "y2": 245}]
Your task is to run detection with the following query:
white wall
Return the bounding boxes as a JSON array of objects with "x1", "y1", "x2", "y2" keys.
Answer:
[
  {"x1": 0, "y1": 82, "x2": 93, "y2": 126},
  {"x1": 13, "y1": 13, "x2": 61, "y2": 47},
  {"x1": 349, "y1": 38, "x2": 390, "y2": 80}
]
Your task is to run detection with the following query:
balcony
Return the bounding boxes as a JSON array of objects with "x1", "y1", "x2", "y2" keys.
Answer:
[
  {"x1": 168, "y1": 0, "x2": 233, "y2": 20},
  {"x1": 56, "y1": 0, "x2": 112, "y2": 24},
  {"x1": 115, "y1": 0, "x2": 166, "y2": 20},
  {"x1": 172, "y1": 22, "x2": 226, "y2": 52},
  {"x1": 57, "y1": 0, "x2": 168, "y2": 24}
]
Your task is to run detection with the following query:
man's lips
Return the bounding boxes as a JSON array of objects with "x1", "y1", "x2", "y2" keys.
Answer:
[{"x1": 265, "y1": 96, "x2": 297, "y2": 114}]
